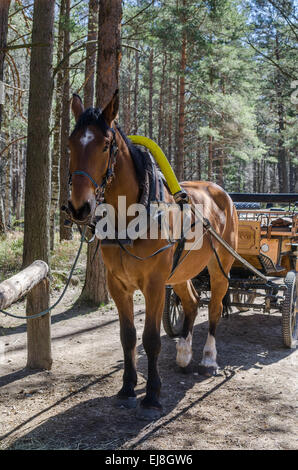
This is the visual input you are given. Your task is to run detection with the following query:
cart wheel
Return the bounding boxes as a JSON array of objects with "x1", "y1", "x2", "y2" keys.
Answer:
[
  {"x1": 282, "y1": 271, "x2": 297, "y2": 348},
  {"x1": 162, "y1": 288, "x2": 185, "y2": 338},
  {"x1": 232, "y1": 292, "x2": 257, "y2": 312}
]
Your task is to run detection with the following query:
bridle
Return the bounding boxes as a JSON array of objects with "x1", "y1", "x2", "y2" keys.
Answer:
[
  {"x1": 70, "y1": 126, "x2": 118, "y2": 205},
  {"x1": 62, "y1": 125, "x2": 118, "y2": 229}
]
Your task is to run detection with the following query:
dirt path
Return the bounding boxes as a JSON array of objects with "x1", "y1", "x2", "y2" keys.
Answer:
[{"x1": 0, "y1": 285, "x2": 297, "y2": 450}]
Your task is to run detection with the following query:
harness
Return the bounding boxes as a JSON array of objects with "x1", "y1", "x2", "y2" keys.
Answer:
[{"x1": 62, "y1": 123, "x2": 230, "y2": 278}]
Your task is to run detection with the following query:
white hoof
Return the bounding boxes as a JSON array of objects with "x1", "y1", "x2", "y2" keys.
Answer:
[
  {"x1": 176, "y1": 333, "x2": 192, "y2": 368},
  {"x1": 201, "y1": 333, "x2": 218, "y2": 369}
]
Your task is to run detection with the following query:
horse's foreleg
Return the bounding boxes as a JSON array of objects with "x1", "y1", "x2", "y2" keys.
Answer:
[
  {"x1": 137, "y1": 281, "x2": 165, "y2": 420},
  {"x1": 199, "y1": 250, "x2": 233, "y2": 376},
  {"x1": 107, "y1": 273, "x2": 137, "y2": 407},
  {"x1": 173, "y1": 281, "x2": 199, "y2": 369}
]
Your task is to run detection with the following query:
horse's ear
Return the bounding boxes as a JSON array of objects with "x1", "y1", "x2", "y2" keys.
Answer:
[
  {"x1": 102, "y1": 89, "x2": 119, "y2": 127},
  {"x1": 71, "y1": 93, "x2": 84, "y2": 122}
]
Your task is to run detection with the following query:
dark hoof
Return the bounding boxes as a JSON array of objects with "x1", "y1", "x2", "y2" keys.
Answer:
[
  {"x1": 198, "y1": 364, "x2": 220, "y2": 377},
  {"x1": 114, "y1": 396, "x2": 137, "y2": 409},
  {"x1": 179, "y1": 363, "x2": 192, "y2": 374},
  {"x1": 136, "y1": 404, "x2": 163, "y2": 421}
]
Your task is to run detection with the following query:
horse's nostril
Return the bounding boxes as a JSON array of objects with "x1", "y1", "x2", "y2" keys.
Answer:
[{"x1": 68, "y1": 200, "x2": 91, "y2": 221}]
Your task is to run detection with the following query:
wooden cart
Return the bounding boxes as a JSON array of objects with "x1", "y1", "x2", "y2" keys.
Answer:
[{"x1": 163, "y1": 193, "x2": 298, "y2": 348}]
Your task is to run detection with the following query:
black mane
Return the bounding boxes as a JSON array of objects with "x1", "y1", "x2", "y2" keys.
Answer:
[{"x1": 71, "y1": 107, "x2": 109, "y2": 136}]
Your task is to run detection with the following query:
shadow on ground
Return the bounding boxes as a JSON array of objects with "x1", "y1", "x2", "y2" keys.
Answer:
[{"x1": 1, "y1": 309, "x2": 295, "y2": 450}]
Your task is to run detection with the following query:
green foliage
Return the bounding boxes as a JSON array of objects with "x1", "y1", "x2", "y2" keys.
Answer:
[{"x1": 0, "y1": 233, "x2": 23, "y2": 281}]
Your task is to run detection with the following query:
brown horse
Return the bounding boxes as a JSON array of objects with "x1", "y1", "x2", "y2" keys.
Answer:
[{"x1": 68, "y1": 90, "x2": 238, "y2": 420}]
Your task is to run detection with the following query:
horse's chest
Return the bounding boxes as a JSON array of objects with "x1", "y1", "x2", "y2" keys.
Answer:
[{"x1": 101, "y1": 246, "x2": 142, "y2": 287}]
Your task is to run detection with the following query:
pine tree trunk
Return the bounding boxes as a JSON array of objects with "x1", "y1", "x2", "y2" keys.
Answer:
[
  {"x1": 16, "y1": 144, "x2": 24, "y2": 221},
  {"x1": 0, "y1": 195, "x2": 5, "y2": 233},
  {"x1": 275, "y1": 32, "x2": 289, "y2": 192},
  {"x1": 167, "y1": 55, "x2": 173, "y2": 164},
  {"x1": 59, "y1": 0, "x2": 72, "y2": 241},
  {"x1": 82, "y1": 0, "x2": 122, "y2": 306},
  {"x1": 50, "y1": 0, "x2": 65, "y2": 250},
  {"x1": 208, "y1": 134, "x2": 213, "y2": 181},
  {"x1": 218, "y1": 149, "x2": 224, "y2": 188},
  {"x1": 158, "y1": 52, "x2": 167, "y2": 147},
  {"x1": 0, "y1": 0, "x2": 10, "y2": 131},
  {"x1": 174, "y1": 73, "x2": 180, "y2": 173},
  {"x1": 4, "y1": 146, "x2": 12, "y2": 228},
  {"x1": 123, "y1": 50, "x2": 131, "y2": 134},
  {"x1": 80, "y1": 0, "x2": 109, "y2": 306},
  {"x1": 133, "y1": 44, "x2": 139, "y2": 134},
  {"x1": 96, "y1": 0, "x2": 122, "y2": 109},
  {"x1": 23, "y1": 0, "x2": 55, "y2": 370},
  {"x1": 196, "y1": 137, "x2": 201, "y2": 180},
  {"x1": 148, "y1": 48, "x2": 154, "y2": 139},
  {"x1": 84, "y1": 0, "x2": 98, "y2": 109},
  {"x1": 177, "y1": 20, "x2": 186, "y2": 181}
]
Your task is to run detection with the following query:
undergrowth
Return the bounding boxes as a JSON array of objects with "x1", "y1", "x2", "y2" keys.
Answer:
[{"x1": 0, "y1": 231, "x2": 87, "y2": 289}]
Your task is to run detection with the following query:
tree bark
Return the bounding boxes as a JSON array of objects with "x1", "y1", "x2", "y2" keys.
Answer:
[
  {"x1": 174, "y1": 73, "x2": 179, "y2": 172},
  {"x1": 0, "y1": 0, "x2": 10, "y2": 130},
  {"x1": 4, "y1": 144, "x2": 12, "y2": 227},
  {"x1": 158, "y1": 52, "x2": 167, "y2": 147},
  {"x1": 196, "y1": 137, "x2": 201, "y2": 180},
  {"x1": 59, "y1": 0, "x2": 72, "y2": 241},
  {"x1": 148, "y1": 48, "x2": 154, "y2": 139},
  {"x1": 167, "y1": 55, "x2": 173, "y2": 165},
  {"x1": 95, "y1": 0, "x2": 122, "y2": 109},
  {"x1": 23, "y1": 0, "x2": 55, "y2": 370},
  {"x1": 50, "y1": 0, "x2": 65, "y2": 250},
  {"x1": 132, "y1": 43, "x2": 139, "y2": 134},
  {"x1": 82, "y1": 0, "x2": 122, "y2": 306},
  {"x1": 16, "y1": 144, "x2": 24, "y2": 221},
  {"x1": 275, "y1": 32, "x2": 289, "y2": 192},
  {"x1": 84, "y1": 0, "x2": 99, "y2": 108},
  {"x1": 176, "y1": 10, "x2": 186, "y2": 181},
  {"x1": 208, "y1": 134, "x2": 213, "y2": 181}
]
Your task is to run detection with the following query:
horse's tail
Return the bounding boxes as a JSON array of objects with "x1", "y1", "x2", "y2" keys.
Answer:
[{"x1": 222, "y1": 287, "x2": 232, "y2": 317}]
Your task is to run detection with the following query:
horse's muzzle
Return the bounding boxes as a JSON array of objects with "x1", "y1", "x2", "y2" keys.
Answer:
[{"x1": 67, "y1": 199, "x2": 93, "y2": 224}]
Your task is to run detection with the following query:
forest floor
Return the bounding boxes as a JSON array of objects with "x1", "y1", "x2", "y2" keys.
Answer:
[{"x1": 0, "y1": 234, "x2": 297, "y2": 450}]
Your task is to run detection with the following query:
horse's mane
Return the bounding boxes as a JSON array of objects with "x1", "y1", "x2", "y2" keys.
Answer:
[{"x1": 71, "y1": 107, "x2": 109, "y2": 137}]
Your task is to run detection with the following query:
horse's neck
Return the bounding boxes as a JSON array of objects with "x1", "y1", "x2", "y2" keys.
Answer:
[{"x1": 104, "y1": 130, "x2": 139, "y2": 211}]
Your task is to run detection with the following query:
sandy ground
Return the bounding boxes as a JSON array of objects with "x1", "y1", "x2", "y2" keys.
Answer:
[{"x1": 0, "y1": 285, "x2": 297, "y2": 450}]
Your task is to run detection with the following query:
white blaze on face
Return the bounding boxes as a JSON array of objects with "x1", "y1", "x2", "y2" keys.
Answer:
[
  {"x1": 80, "y1": 129, "x2": 95, "y2": 147},
  {"x1": 176, "y1": 332, "x2": 192, "y2": 368},
  {"x1": 201, "y1": 332, "x2": 218, "y2": 368}
]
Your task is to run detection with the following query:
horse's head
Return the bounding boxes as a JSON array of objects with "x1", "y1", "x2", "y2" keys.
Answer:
[{"x1": 67, "y1": 90, "x2": 119, "y2": 223}]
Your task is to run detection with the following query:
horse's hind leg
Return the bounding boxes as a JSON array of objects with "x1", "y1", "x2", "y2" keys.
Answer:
[
  {"x1": 173, "y1": 281, "x2": 199, "y2": 369},
  {"x1": 199, "y1": 248, "x2": 234, "y2": 376},
  {"x1": 107, "y1": 273, "x2": 137, "y2": 408}
]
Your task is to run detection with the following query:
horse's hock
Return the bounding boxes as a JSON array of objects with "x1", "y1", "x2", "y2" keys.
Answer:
[{"x1": 0, "y1": 260, "x2": 52, "y2": 370}]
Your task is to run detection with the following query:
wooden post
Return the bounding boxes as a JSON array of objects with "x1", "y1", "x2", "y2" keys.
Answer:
[
  {"x1": 26, "y1": 278, "x2": 52, "y2": 370},
  {"x1": 0, "y1": 260, "x2": 52, "y2": 370}
]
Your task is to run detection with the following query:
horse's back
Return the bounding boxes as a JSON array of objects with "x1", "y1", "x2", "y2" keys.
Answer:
[{"x1": 180, "y1": 180, "x2": 237, "y2": 239}]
